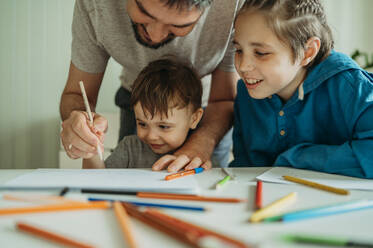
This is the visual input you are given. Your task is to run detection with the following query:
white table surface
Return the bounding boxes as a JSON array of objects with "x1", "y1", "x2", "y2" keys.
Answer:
[{"x1": 0, "y1": 168, "x2": 373, "y2": 248}]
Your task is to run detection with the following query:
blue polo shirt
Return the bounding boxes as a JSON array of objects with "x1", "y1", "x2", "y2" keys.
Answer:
[{"x1": 230, "y1": 51, "x2": 373, "y2": 178}]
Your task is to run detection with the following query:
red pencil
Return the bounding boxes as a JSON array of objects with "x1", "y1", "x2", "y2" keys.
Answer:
[{"x1": 255, "y1": 180, "x2": 263, "y2": 209}]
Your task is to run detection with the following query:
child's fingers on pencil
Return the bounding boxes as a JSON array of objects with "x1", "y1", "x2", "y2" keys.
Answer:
[{"x1": 152, "y1": 155, "x2": 177, "y2": 171}]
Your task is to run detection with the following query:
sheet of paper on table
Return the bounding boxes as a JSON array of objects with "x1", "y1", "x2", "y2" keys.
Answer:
[
  {"x1": 3, "y1": 169, "x2": 200, "y2": 194},
  {"x1": 256, "y1": 167, "x2": 373, "y2": 191}
]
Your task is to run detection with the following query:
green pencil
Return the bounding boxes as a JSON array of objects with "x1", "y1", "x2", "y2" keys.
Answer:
[
  {"x1": 282, "y1": 234, "x2": 373, "y2": 247},
  {"x1": 215, "y1": 175, "x2": 230, "y2": 189}
]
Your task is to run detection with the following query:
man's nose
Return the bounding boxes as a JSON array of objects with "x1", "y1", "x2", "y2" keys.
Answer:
[{"x1": 146, "y1": 22, "x2": 169, "y2": 43}]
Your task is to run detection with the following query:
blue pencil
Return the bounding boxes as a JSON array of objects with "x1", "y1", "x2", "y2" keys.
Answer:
[
  {"x1": 88, "y1": 197, "x2": 206, "y2": 212},
  {"x1": 264, "y1": 200, "x2": 373, "y2": 222}
]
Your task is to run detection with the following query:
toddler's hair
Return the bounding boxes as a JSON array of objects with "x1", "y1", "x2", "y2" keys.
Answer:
[
  {"x1": 239, "y1": 0, "x2": 334, "y2": 68},
  {"x1": 131, "y1": 58, "x2": 202, "y2": 118}
]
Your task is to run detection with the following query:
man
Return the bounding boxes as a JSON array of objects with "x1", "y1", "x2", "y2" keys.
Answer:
[{"x1": 60, "y1": 0, "x2": 243, "y2": 172}]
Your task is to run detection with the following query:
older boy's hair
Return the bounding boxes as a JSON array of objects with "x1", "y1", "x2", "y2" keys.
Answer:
[
  {"x1": 130, "y1": 58, "x2": 202, "y2": 118},
  {"x1": 239, "y1": 0, "x2": 334, "y2": 68},
  {"x1": 160, "y1": 0, "x2": 213, "y2": 10}
]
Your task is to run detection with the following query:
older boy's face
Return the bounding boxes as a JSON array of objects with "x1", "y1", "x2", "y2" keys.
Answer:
[
  {"x1": 233, "y1": 11, "x2": 306, "y2": 101},
  {"x1": 126, "y1": 0, "x2": 202, "y2": 49},
  {"x1": 134, "y1": 103, "x2": 200, "y2": 154}
]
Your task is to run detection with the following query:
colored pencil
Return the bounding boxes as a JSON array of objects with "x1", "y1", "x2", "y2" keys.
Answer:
[
  {"x1": 122, "y1": 203, "x2": 197, "y2": 247},
  {"x1": 264, "y1": 199, "x2": 373, "y2": 223},
  {"x1": 59, "y1": 187, "x2": 69, "y2": 196},
  {"x1": 88, "y1": 197, "x2": 206, "y2": 211},
  {"x1": 137, "y1": 192, "x2": 246, "y2": 203},
  {"x1": 222, "y1": 168, "x2": 236, "y2": 180},
  {"x1": 122, "y1": 203, "x2": 250, "y2": 248},
  {"x1": 215, "y1": 175, "x2": 230, "y2": 189},
  {"x1": 79, "y1": 81, "x2": 103, "y2": 161},
  {"x1": 283, "y1": 175, "x2": 349, "y2": 195},
  {"x1": 250, "y1": 192, "x2": 297, "y2": 223},
  {"x1": 16, "y1": 222, "x2": 95, "y2": 248},
  {"x1": 146, "y1": 208, "x2": 249, "y2": 248},
  {"x1": 113, "y1": 201, "x2": 138, "y2": 248},
  {"x1": 2, "y1": 194, "x2": 82, "y2": 204},
  {"x1": 0, "y1": 201, "x2": 110, "y2": 216},
  {"x1": 282, "y1": 234, "x2": 373, "y2": 247},
  {"x1": 81, "y1": 189, "x2": 138, "y2": 195},
  {"x1": 165, "y1": 168, "x2": 204, "y2": 181},
  {"x1": 255, "y1": 180, "x2": 263, "y2": 209}
]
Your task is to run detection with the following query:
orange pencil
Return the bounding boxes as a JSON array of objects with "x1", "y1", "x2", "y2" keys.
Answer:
[
  {"x1": 113, "y1": 201, "x2": 138, "y2": 248},
  {"x1": 165, "y1": 168, "x2": 204, "y2": 180},
  {"x1": 255, "y1": 180, "x2": 263, "y2": 209},
  {"x1": 146, "y1": 208, "x2": 249, "y2": 248},
  {"x1": 0, "y1": 201, "x2": 110, "y2": 216},
  {"x1": 16, "y1": 222, "x2": 95, "y2": 248},
  {"x1": 137, "y1": 192, "x2": 246, "y2": 203}
]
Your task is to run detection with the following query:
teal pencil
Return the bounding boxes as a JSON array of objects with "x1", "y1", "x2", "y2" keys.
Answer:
[
  {"x1": 264, "y1": 199, "x2": 373, "y2": 222},
  {"x1": 282, "y1": 234, "x2": 373, "y2": 247}
]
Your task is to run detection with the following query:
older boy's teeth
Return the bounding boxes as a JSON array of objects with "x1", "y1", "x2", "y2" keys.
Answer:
[{"x1": 246, "y1": 79, "x2": 261, "y2": 84}]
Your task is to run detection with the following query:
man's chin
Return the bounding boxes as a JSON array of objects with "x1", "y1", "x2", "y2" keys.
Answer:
[{"x1": 131, "y1": 22, "x2": 174, "y2": 49}]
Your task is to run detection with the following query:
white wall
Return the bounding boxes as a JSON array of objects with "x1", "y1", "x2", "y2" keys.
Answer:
[{"x1": 0, "y1": 0, "x2": 372, "y2": 169}]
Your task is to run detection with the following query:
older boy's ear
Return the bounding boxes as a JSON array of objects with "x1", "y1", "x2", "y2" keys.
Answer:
[
  {"x1": 301, "y1": 37, "x2": 321, "y2": 66},
  {"x1": 190, "y1": 108, "x2": 204, "y2": 129}
]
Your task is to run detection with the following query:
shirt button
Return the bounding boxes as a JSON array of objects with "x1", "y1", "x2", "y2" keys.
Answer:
[
  {"x1": 279, "y1": 110, "x2": 284, "y2": 116},
  {"x1": 280, "y1": 130, "x2": 286, "y2": 136}
]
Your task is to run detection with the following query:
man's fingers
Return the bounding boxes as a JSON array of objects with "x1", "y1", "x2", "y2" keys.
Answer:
[
  {"x1": 184, "y1": 157, "x2": 203, "y2": 170},
  {"x1": 152, "y1": 155, "x2": 177, "y2": 171},
  {"x1": 201, "y1": 160, "x2": 212, "y2": 170},
  {"x1": 68, "y1": 145, "x2": 95, "y2": 159},
  {"x1": 167, "y1": 155, "x2": 190, "y2": 172}
]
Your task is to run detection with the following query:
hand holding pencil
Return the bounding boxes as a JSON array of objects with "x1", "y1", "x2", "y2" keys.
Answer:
[{"x1": 60, "y1": 81, "x2": 107, "y2": 160}]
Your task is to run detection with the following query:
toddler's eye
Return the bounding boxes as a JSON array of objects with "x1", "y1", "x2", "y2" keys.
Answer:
[
  {"x1": 255, "y1": 51, "x2": 269, "y2": 56},
  {"x1": 159, "y1": 125, "x2": 170, "y2": 130},
  {"x1": 137, "y1": 122, "x2": 146, "y2": 127}
]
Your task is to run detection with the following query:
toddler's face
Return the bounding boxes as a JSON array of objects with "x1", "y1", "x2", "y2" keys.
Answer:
[
  {"x1": 134, "y1": 103, "x2": 201, "y2": 154},
  {"x1": 233, "y1": 11, "x2": 306, "y2": 101}
]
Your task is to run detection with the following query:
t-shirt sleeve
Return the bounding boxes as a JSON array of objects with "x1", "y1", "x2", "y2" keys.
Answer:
[
  {"x1": 71, "y1": 0, "x2": 110, "y2": 73},
  {"x1": 105, "y1": 138, "x2": 129, "y2": 168},
  {"x1": 217, "y1": 32, "x2": 236, "y2": 72}
]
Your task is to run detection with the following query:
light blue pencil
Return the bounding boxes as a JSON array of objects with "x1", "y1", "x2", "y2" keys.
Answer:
[
  {"x1": 88, "y1": 197, "x2": 206, "y2": 212},
  {"x1": 265, "y1": 199, "x2": 373, "y2": 222}
]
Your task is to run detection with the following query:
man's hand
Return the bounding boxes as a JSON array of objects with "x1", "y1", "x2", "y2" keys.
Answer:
[
  {"x1": 152, "y1": 134, "x2": 214, "y2": 172},
  {"x1": 60, "y1": 110, "x2": 107, "y2": 159}
]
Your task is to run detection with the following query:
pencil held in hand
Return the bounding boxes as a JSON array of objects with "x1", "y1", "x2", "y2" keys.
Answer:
[{"x1": 79, "y1": 81, "x2": 103, "y2": 161}]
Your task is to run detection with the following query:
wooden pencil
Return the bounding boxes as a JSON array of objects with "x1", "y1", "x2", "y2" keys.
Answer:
[
  {"x1": 283, "y1": 175, "x2": 349, "y2": 195},
  {"x1": 16, "y1": 222, "x2": 95, "y2": 248},
  {"x1": 113, "y1": 201, "x2": 138, "y2": 248},
  {"x1": 255, "y1": 180, "x2": 263, "y2": 210},
  {"x1": 0, "y1": 201, "x2": 110, "y2": 216},
  {"x1": 137, "y1": 192, "x2": 246, "y2": 203}
]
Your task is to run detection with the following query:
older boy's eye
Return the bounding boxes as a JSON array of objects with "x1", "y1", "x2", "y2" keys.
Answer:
[
  {"x1": 255, "y1": 51, "x2": 269, "y2": 56},
  {"x1": 235, "y1": 48, "x2": 242, "y2": 54}
]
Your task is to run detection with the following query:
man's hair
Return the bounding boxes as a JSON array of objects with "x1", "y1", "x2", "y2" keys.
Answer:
[
  {"x1": 131, "y1": 58, "x2": 202, "y2": 118},
  {"x1": 239, "y1": 0, "x2": 334, "y2": 68},
  {"x1": 160, "y1": 0, "x2": 213, "y2": 10}
]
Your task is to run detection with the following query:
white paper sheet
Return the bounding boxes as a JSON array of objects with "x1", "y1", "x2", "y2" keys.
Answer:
[
  {"x1": 3, "y1": 169, "x2": 200, "y2": 194},
  {"x1": 256, "y1": 167, "x2": 373, "y2": 191}
]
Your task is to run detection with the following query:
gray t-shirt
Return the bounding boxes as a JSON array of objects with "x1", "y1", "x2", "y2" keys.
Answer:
[
  {"x1": 105, "y1": 135, "x2": 162, "y2": 168},
  {"x1": 71, "y1": 0, "x2": 245, "y2": 105}
]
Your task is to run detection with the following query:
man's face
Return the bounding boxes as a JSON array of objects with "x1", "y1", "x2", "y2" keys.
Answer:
[{"x1": 127, "y1": 0, "x2": 203, "y2": 49}]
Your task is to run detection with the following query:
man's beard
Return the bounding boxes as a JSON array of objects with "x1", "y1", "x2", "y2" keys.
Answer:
[{"x1": 131, "y1": 22, "x2": 175, "y2": 49}]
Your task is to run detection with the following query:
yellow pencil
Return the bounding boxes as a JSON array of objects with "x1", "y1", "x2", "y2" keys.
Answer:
[
  {"x1": 283, "y1": 175, "x2": 349, "y2": 195},
  {"x1": 113, "y1": 202, "x2": 138, "y2": 248},
  {"x1": 0, "y1": 201, "x2": 110, "y2": 216},
  {"x1": 250, "y1": 192, "x2": 297, "y2": 223}
]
